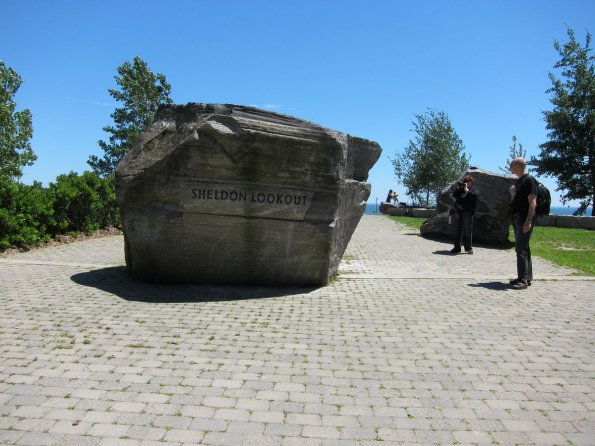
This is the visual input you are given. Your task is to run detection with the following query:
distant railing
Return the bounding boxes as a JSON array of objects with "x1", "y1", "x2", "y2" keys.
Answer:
[
  {"x1": 379, "y1": 202, "x2": 595, "y2": 230},
  {"x1": 380, "y1": 204, "x2": 436, "y2": 218},
  {"x1": 536, "y1": 215, "x2": 595, "y2": 230}
]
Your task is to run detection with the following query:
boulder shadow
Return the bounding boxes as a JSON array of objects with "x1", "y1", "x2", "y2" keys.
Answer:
[
  {"x1": 468, "y1": 281, "x2": 511, "y2": 291},
  {"x1": 71, "y1": 267, "x2": 318, "y2": 303}
]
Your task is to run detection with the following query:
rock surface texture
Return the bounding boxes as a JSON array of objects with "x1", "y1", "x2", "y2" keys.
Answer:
[
  {"x1": 116, "y1": 103, "x2": 381, "y2": 286},
  {"x1": 420, "y1": 168, "x2": 517, "y2": 245}
]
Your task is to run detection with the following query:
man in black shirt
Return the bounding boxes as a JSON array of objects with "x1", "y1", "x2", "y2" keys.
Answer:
[{"x1": 509, "y1": 157, "x2": 538, "y2": 289}]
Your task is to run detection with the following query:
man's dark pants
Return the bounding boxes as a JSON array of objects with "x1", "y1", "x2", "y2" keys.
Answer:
[
  {"x1": 513, "y1": 215, "x2": 533, "y2": 283},
  {"x1": 454, "y1": 211, "x2": 474, "y2": 251}
]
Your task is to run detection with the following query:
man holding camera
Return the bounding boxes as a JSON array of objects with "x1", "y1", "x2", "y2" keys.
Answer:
[{"x1": 450, "y1": 174, "x2": 478, "y2": 254}]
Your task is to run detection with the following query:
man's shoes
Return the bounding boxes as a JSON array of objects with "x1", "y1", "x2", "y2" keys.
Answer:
[
  {"x1": 450, "y1": 248, "x2": 461, "y2": 254},
  {"x1": 509, "y1": 278, "x2": 532, "y2": 286},
  {"x1": 511, "y1": 281, "x2": 528, "y2": 289},
  {"x1": 466, "y1": 249, "x2": 473, "y2": 254}
]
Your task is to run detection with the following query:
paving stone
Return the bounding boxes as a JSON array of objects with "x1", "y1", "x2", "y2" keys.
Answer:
[
  {"x1": 566, "y1": 432, "x2": 595, "y2": 446},
  {"x1": 142, "y1": 403, "x2": 180, "y2": 416},
  {"x1": 188, "y1": 417, "x2": 228, "y2": 432},
  {"x1": 110, "y1": 402, "x2": 146, "y2": 414},
  {"x1": 86, "y1": 423, "x2": 129, "y2": 438},
  {"x1": 201, "y1": 432, "x2": 244, "y2": 446},
  {"x1": 97, "y1": 438, "x2": 140, "y2": 446},
  {"x1": 15, "y1": 431, "x2": 60, "y2": 446},
  {"x1": 241, "y1": 434, "x2": 283, "y2": 446},
  {"x1": 281, "y1": 438, "x2": 321, "y2": 446},
  {"x1": 264, "y1": 423, "x2": 301, "y2": 437},
  {"x1": 49, "y1": 419, "x2": 93, "y2": 436},
  {"x1": 501, "y1": 419, "x2": 541, "y2": 431},
  {"x1": 162, "y1": 428, "x2": 204, "y2": 443},
  {"x1": 138, "y1": 441, "x2": 179, "y2": 446},
  {"x1": 117, "y1": 413, "x2": 156, "y2": 426},
  {"x1": 178, "y1": 404, "x2": 214, "y2": 418},
  {"x1": 526, "y1": 431, "x2": 568, "y2": 445},
  {"x1": 13, "y1": 418, "x2": 56, "y2": 432},
  {"x1": 302, "y1": 425, "x2": 341, "y2": 439},
  {"x1": 213, "y1": 408, "x2": 251, "y2": 422},
  {"x1": 58, "y1": 434, "x2": 101, "y2": 445},
  {"x1": 226, "y1": 421, "x2": 265, "y2": 435},
  {"x1": 250, "y1": 410, "x2": 285, "y2": 423},
  {"x1": 81, "y1": 411, "x2": 121, "y2": 424},
  {"x1": 0, "y1": 429, "x2": 23, "y2": 445},
  {"x1": 11, "y1": 405, "x2": 51, "y2": 418},
  {"x1": 376, "y1": 427, "x2": 416, "y2": 442}
]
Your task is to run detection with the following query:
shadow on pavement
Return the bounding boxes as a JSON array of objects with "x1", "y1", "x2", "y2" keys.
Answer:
[
  {"x1": 71, "y1": 267, "x2": 318, "y2": 302},
  {"x1": 468, "y1": 281, "x2": 511, "y2": 291},
  {"x1": 433, "y1": 250, "x2": 456, "y2": 255}
]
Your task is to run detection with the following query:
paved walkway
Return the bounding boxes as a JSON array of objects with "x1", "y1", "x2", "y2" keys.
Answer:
[{"x1": 0, "y1": 215, "x2": 593, "y2": 446}]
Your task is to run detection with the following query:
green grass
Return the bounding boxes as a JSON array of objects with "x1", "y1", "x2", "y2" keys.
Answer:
[
  {"x1": 518, "y1": 226, "x2": 595, "y2": 276},
  {"x1": 388, "y1": 215, "x2": 426, "y2": 230},
  {"x1": 388, "y1": 215, "x2": 595, "y2": 276}
]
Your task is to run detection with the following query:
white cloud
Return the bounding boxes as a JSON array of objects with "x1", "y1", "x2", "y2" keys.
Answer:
[{"x1": 87, "y1": 100, "x2": 117, "y2": 107}]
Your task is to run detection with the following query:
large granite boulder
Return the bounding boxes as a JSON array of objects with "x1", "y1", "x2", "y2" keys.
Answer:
[
  {"x1": 116, "y1": 103, "x2": 381, "y2": 286},
  {"x1": 420, "y1": 168, "x2": 517, "y2": 245}
]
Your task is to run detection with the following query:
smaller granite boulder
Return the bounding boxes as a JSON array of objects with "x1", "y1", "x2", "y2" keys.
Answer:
[{"x1": 420, "y1": 168, "x2": 517, "y2": 245}]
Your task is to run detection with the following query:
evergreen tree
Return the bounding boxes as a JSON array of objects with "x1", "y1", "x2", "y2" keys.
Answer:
[
  {"x1": 530, "y1": 27, "x2": 595, "y2": 215},
  {"x1": 88, "y1": 56, "x2": 172, "y2": 177},
  {"x1": 0, "y1": 60, "x2": 35, "y2": 180},
  {"x1": 499, "y1": 136, "x2": 527, "y2": 173},
  {"x1": 391, "y1": 109, "x2": 470, "y2": 207}
]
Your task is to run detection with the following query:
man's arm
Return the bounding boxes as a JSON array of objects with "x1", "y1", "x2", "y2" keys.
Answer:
[{"x1": 523, "y1": 193, "x2": 537, "y2": 233}]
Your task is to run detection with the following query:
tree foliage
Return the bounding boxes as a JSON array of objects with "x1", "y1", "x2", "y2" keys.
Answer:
[
  {"x1": 0, "y1": 179, "x2": 52, "y2": 248},
  {"x1": 88, "y1": 56, "x2": 172, "y2": 177},
  {"x1": 0, "y1": 171, "x2": 120, "y2": 250},
  {"x1": 530, "y1": 27, "x2": 595, "y2": 215},
  {"x1": 0, "y1": 60, "x2": 36, "y2": 180},
  {"x1": 391, "y1": 109, "x2": 470, "y2": 206},
  {"x1": 49, "y1": 171, "x2": 119, "y2": 233},
  {"x1": 499, "y1": 136, "x2": 527, "y2": 173}
]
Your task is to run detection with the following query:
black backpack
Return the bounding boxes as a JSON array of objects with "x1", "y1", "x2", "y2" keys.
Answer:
[{"x1": 535, "y1": 181, "x2": 551, "y2": 216}]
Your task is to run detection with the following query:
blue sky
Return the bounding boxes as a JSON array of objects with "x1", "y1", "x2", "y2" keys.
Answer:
[{"x1": 3, "y1": 0, "x2": 594, "y2": 208}]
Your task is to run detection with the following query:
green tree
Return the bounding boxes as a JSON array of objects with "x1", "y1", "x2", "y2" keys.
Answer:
[
  {"x1": 88, "y1": 56, "x2": 172, "y2": 177},
  {"x1": 0, "y1": 179, "x2": 53, "y2": 249},
  {"x1": 0, "y1": 60, "x2": 35, "y2": 180},
  {"x1": 391, "y1": 109, "x2": 470, "y2": 206},
  {"x1": 499, "y1": 135, "x2": 527, "y2": 173},
  {"x1": 49, "y1": 171, "x2": 120, "y2": 234},
  {"x1": 530, "y1": 27, "x2": 595, "y2": 215}
]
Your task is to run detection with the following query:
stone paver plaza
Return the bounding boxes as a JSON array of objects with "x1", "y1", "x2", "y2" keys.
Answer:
[{"x1": 1, "y1": 215, "x2": 594, "y2": 445}]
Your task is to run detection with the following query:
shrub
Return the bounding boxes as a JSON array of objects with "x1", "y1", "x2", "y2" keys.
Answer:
[
  {"x1": 0, "y1": 179, "x2": 54, "y2": 249},
  {"x1": 0, "y1": 172, "x2": 120, "y2": 250},
  {"x1": 49, "y1": 171, "x2": 120, "y2": 235}
]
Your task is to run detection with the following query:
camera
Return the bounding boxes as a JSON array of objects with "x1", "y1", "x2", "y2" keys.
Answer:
[{"x1": 456, "y1": 180, "x2": 466, "y2": 191}]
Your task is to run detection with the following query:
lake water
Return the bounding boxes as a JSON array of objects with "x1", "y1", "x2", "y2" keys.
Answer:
[{"x1": 364, "y1": 203, "x2": 593, "y2": 216}]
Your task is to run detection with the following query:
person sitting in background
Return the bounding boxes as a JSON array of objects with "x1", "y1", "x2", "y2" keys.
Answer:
[
  {"x1": 450, "y1": 174, "x2": 478, "y2": 254},
  {"x1": 386, "y1": 189, "x2": 394, "y2": 203}
]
